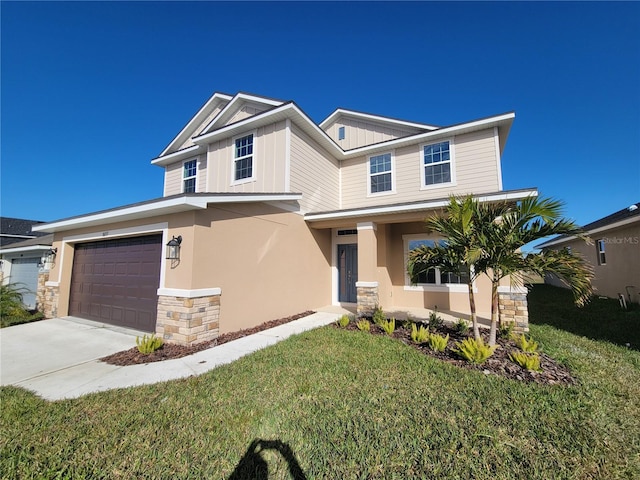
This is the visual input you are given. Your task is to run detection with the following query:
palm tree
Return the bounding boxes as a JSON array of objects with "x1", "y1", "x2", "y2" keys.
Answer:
[
  {"x1": 474, "y1": 196, "x2": 594, "y2": 345},
  {"x1": 407, "y1": 196, "x2": 484, "y2": 339},
  {"x1": 408, "y1": 196, "x2": 594, "y2": 346}
]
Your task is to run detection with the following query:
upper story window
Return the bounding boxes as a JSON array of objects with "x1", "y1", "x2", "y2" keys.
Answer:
[
  {"x1": 183, "y1": 159, "x2": 197, "y2": 193},
  {"x1": 234, "y1": 133, "x2": 254, "y2": 183},
  {"x1": 338, "y1": 126, "x2": 345, "y2": 140},
  {"x1": 422, "y1": 140, "x2": 454, "y2": 188},
  {"x1": 596, "y1": 239, "x2": 606, "y2": 265},
  {"x1": 368, "y1": 152, "x2": 394, "y2": 195}
]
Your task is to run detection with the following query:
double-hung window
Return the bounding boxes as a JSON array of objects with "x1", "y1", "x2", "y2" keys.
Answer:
[
  {"x1": 596, "y1": 239, "x2": 606, "y2": 265},
  {"x1": 422, "y1": 140, "x2": 453, "y2": 187},
  {"x1": 234, "y1": 134, "x2": 254, "y2": 182},
  {"x1": 369, "y1": 152, "x2": 393, "y2": 195},
  {"x1": 183, "y1": 159, "x2": 197, "y2": 193},
  {"x1": 405, "y1": 237, "x2": 469, "y2": 287}
]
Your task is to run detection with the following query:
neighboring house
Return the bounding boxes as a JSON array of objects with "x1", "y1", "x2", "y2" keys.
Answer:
[
  {"x1": 0, "y1": 233, "x2": 54, "y2": 310},
  {"x1": 0, "y1": 217, "x2": 48, "y2": 247},
  {"x1": 33, "y1": 91, "x2": 537, "y2": 344},
  {"x1": 538, "y1": 203, "x2": 640, "y2": 304}
]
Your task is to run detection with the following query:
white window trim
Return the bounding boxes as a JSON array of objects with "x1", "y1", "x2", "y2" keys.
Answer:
[
  {"x1": 231, "y1": 130, "x2": 257, "y2": 186},
  {"x1": 367, "y1": 151, "x2": 396, "y2": 197},
  {"x1": 596, "y1": 239, "x2": 606, "y2": 265},
  {"x1": 419, "y1": 138, "x2": 457, "y2": 190},
  {"x1": 338, "y1": 126, "x2": 346, "y2": 140},
  {"x1": 402, "y1": 233, "x2": 475, "y2": 293},
  {"x1": 182, "y1": 158, "x2": 198, "y2": 193}
]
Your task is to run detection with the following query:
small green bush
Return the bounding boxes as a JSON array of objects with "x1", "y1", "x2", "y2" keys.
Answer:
[
  {"x1": 509, "y1": 351, "x2": 542, "y2": 371},
  {"x1": 410, "y1": 323, "x2": 430, "y2": 344},
  {"x1": 498, "y1": 322, "x2": 514, "y2": 339},
  {"x1": 0, "y1": 283, "x2": 30, "y2": 320},
  {"x1": 515, "y1": 334, "x2": 539, "y2": 353},
  {"x1": 372, "y1": 306, "x2": 386, "y2": 326},
  {"x1": 428, "y1": 310, "x2": 444, "y2": 331},
  {"x1": 454, "y1": 337, "x2": 496, "y2": 364},
  {"x1": 381, "y1": 317, "x2": 396, "y2": 335},
  {"x1": 356, "y1": 319, "x2": 370, "y2": 332},
  {"x1": 136, "y1": 334, "x2": 164, "y2": 354},
  {"x1": 428, "y1": 333, "x2": 449, "y2": 352},
  {"x1": 336, "y1": 314, "x2": 350, "y2": 328},
  {"x1": 454, "y1": 318, "x2": 470, "y2": 334}
]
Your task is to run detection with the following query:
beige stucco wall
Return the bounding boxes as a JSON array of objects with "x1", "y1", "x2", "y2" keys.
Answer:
[
  {"x1": 340, "y1": 128, "x2": 501, "y2": 210},
  {"x1": 47, "y1": 203, "x2": 333, "y2": 334},
  {"x1": 323, "y1": 116, "x2": 423, "y2": 150},
  {"x1": 546, "y1": 222, "x2": 640, "y2": 302}
]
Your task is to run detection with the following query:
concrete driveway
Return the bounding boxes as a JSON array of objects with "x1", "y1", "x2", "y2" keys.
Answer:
[{"x1": 0, "y1": 317, "x2": 142, "y2": 387}]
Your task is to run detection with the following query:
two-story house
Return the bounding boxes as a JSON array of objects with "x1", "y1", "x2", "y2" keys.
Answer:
[{"x1": 34, "y1": 92, "x2": 537, "y2": 345}]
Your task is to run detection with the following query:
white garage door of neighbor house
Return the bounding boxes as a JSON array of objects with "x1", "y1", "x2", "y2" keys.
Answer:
[{"x1": 10, "y1": 257, "x2": 40, "y2": 310}]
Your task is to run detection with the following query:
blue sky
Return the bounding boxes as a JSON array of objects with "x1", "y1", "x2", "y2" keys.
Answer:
[{"x1": 2, "y1": 1, "x2": 639, "y2": 238}]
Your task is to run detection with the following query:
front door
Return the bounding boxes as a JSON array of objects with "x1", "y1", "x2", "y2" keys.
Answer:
[{"x1": 338, "y1": 244, "x2": 358, "y2": 303}]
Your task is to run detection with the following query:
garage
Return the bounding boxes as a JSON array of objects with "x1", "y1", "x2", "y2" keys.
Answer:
[
  {"x1": 10, "y1": 257, "x2": 41, "y2": 310},
  {"x1": 69, "y1": 235, "x2": 162, "y2": 331}
]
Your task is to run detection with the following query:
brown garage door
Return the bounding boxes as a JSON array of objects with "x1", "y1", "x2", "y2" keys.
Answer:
[{"x1": 69, "y1": 235, "x2": 162, "y2": 331}]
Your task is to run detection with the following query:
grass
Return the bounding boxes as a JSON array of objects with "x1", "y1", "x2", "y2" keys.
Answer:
[{"x1": 1, "y1": 285, "x2": 640, "y2": 479}]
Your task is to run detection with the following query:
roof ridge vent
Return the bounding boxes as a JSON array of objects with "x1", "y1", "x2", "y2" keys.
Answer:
[{"x1": 629, "y1": 204, "x2": 638, "y2": 211}]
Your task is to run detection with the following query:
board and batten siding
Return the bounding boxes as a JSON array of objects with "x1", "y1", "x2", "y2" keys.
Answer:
[
  {"x1": 290, "y1": 123, "x2": 340, "y2": 213},
  {"x1": 225, "y1": 102, "x2": 271, "y2": 126},
  {"x1": 177, "y1": 103, "x2": 227, "y2": 151},
  {"x1": 340, "y1": 128, "x2": 501, "y2": 210},
  {"x1": 205, "y1": 121, "x2": 288, "y2": 193},
  {"x1": 324, "y1": 117, "x2": 423, "y2": 150}
]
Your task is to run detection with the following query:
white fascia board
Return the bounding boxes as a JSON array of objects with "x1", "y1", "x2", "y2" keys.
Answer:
[
  {"x1": 341, "y1": 112, "x2": 516, "y2": 159},
  {"x1": 319, "y1": 108, "x2": 438, "y2": 131},
  {"x1": 538, "y1": 215, "x2": 640, "y2": 248},
  {"x1": 159, "y1": 93, "x2": 233, "y2": 158},
  {"x1": 0, "y1": 245, "x2": 51, "y2": 255},
  {"x1": 32, "y1": 194, "x2": 303, "y2": 233},
  {"x1": 305, "y1": 189, "x2": 537, "y2": 222},
  {"x1": 198, "y1": 93, "x2": 285, "y2": 135},
  {"x1": 151, "y1": 145, "x2": 203, "y2": 166}
]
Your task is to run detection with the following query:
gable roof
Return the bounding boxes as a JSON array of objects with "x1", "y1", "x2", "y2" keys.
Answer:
[
  {"x1": 319, "y1": 108, "x2": 439, "y2": 131},
  {"x1": 0, "y1": 234, "x2": 53, "y2": 254},
  {"x1": 151, "y1": 93, "x2": 515, "y2": 167},
  {"x1": 537, "y1": 202, "x2": 640, "y2": 249}
]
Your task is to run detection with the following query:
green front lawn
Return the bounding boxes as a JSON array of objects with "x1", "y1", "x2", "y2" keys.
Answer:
[{"x1": 1, "y1": 285, "x2": 639, "y2": 479}]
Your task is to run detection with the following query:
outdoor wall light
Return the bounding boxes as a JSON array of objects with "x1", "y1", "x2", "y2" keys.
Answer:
[
  {"x1": 43, "y1": 247, "x2": 57, "y2": 265},
  {"x1": 166, "y1": 235, "x2": 182, "y2": 260}
]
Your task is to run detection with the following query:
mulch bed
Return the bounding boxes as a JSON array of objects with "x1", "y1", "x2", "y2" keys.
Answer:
[
  {"x1": 336, "y1": 321, "x2": 577, "y2": 386},
  {"x1": 100, "y1": 311, "x2": 315, "y2": 366}
]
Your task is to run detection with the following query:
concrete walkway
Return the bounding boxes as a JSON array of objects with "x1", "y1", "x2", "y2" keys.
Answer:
[{"x1": 0, "y1": 311, "x2": 342, "y2": 401}]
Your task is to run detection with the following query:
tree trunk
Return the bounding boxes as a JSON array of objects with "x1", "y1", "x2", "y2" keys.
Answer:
[
  {"x1": 488, "y1": 279, "x2": 499, "y2": 346},
  {"x1": 467, "y1": 281, "x2": 480, "y2": 339}
]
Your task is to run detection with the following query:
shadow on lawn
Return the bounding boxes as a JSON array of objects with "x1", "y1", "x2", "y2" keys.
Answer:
[
  {"x1": 228, "y1": 439, "x2": 307, "y2": 480},
  {"x1": 528, "y1": 284, "x2": 640, "y2": 351}
]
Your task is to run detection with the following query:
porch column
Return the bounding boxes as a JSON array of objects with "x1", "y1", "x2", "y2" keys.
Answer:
[{"x1": 356, "y1": 222, "x2": 378, "y2": 317}]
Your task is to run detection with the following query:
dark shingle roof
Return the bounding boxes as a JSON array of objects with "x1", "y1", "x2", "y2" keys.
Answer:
[{"x1": 0, "y1": 217, "x2": 50, "y2": 247}]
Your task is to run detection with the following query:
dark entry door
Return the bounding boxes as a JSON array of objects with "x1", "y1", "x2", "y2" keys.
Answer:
[
  {"x1": 338, "y1": 244, "x2": 358, "y2": 303},
  {"x1": 69, "y1": 235, "x2": 162, "y2": 331}
]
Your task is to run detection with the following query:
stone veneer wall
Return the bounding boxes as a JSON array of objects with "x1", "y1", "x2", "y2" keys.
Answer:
[
  {"x1": 42, "y1": 283, "x2": 60, "y2": 318},
  {"x1": 156, "y1": 294, "x2": 220, "y2": 345},
  {"x1": 36, "y1": 271, "x2": 49, "y2": 313},
  {"x1": 498, "y1": 291, "x2": 529, "y2": 334},
  {"x1": 357, "y1": 285, "x2": 378, "y2": 318}
]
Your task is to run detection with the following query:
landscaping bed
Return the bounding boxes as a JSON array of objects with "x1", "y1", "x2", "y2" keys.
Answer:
[
  {"x1": 335, "y1": 318, "x2": 576, "y2": 386},
  {"x1": 100, "y1": 311, "x2": 315, "y2": 366}
]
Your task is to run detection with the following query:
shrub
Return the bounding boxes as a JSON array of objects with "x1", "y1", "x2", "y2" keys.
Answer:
[
  {"x1": 428, "y1": 310, "x2": 444, "y2": 331},
  {"x1": 381, "y1": 317, "x2": 396, "y2": 335},
  {"x1": 336, "y1": 314, "x2": 350, "y2": 328},
  {"x1": 136, "y1": 334, "x2": 164, "y2": 354},
  {"x1": 509, "y1": 351, "x2": 542, "y2": 371},
  {"x1": 356, "y1": 319, "x2": 370, "y2": 332},
  {"x1": 428, "y1": 333, "x2": 449, "y2": 352},
  {"x1": 498, "y1": 322, "x2": 514, "y2": 339},
  {"x1": 454, "y1": 338, "x2": 496, "y2": 364},
  {"x1": 372, "y1": 306, "x2": 386, "y2": 326},
  {"x1": 0, "y1": 283, "x2": 30, "y2": 320},
  {"x1": 410, "y1": 323, "x2": 430, "y2": 344},
  {"x1": 515, "y1": 334, "x2": 539, "y2": 353},
  {"x1": 454, "y1": 318, "x2": 470, "y2": 334}
]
